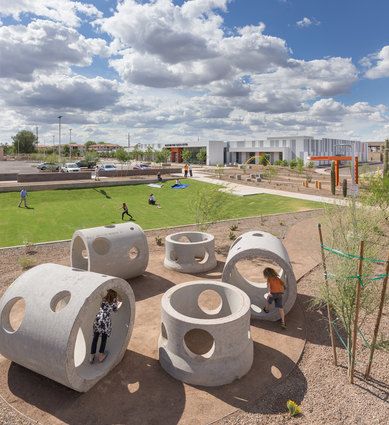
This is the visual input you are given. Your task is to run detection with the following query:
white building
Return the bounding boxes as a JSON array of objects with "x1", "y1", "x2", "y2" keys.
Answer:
[
  {"x1": 227, "y1": 136, "x2": 368, "y2": 164},
  {"x1": 136, "y1": 136, "x2": 368, "y2": 165}
]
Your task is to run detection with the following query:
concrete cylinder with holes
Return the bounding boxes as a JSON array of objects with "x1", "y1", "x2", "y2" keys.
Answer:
[
  {"x1": 158, "y1": 280, "x2": 253, "y2": 386},
  {"x1": 164, "y1": 232, "x2": 217, "y2": 273},
  {"x1": 222, "y1": 231, "x2": 297, "y2": 321},
  {"x1": 71, "y1": 222, "x2": 149, "y2": 280},
  {"x1": 0, "y1": 263, "x2": 135, "y2": 392}
]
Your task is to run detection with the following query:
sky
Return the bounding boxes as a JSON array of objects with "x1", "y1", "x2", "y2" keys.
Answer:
[{"x1": 0, "y1": 0, "x2": 388, "y2": 147}]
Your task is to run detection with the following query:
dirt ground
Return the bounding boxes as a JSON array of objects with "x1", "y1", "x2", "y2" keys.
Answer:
[{"x1": 0, "y1": 209, "x2": 387, "y2": 425}]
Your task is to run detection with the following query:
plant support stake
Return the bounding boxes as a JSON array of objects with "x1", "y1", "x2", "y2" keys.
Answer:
[{"x1": 318, "y1": 223, "x2": 338, "y2": 366}]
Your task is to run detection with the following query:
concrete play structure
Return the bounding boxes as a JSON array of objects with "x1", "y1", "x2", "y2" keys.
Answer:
[
  {"x1": 71, "y1": 222, "x2": 149, "y2": 280},
  {"x1": 0, "y1": 263, "x2": 135, "y2": 392},
  {"x1": 222, "y1": 231, "x2": 297, "y2": 320},
  {"x1": 164, "y1": 231, "x2": 217, "y2": 273},
  {"x1": 158, "y1": 280, "x2": 253, "y2": 386}
]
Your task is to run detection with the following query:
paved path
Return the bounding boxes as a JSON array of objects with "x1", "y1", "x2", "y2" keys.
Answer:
[{"x1": 187, "y1": 172, "x2": 349, "y2": 206}]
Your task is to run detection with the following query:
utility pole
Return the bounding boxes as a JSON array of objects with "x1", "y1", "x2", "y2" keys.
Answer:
[
  {"x1": 69, "y1": 128, "x2": 72, "y2": 158},
  {"x1": 128, "y1": 133, "x2": 130, "y2": 148},
  {"x1": 58, "y1": 115, "x2": 62, "y2": 158},
  {"x1": 36, "y1": 126, "x2": 39, "y2": 145}
]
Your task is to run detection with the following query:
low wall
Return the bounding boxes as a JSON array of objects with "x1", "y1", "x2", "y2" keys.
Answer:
[
  {"x1": 0, "y1": 173, "x2": 18, "y2": 181},
  {"x1": 17, "y1": 172, "x2": 92, "y2": 183},
  {"x1": 98, "y1": 167, "x2": 181, "y2": 177}
]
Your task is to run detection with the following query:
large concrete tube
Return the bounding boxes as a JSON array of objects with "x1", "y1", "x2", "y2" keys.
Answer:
[
  {"x1": 158, "y1": 280, "x2": 253, "y2": 386},
  {"x1": 0, "y1": 264, "x2": 135, "y2": 392},
  {"x1": 164, "y1": 232, "x2": 217, "y2": 273},
  {"x1": 222, "y1": 231, "x2": 297, "y2": 321},
  {"x1": 71, "y1": 222, "x2": 149, "y2": 280}
]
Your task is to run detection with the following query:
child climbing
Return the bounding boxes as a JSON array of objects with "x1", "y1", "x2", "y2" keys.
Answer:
[
  {"x1": 121, "y1": 202, "x2": 133, "y2": 221},
  {"x1": 263, "y1": 267, "x2": 286, "y2": 329},
  {"x1": 90, "y1": 289, "x2": 119, "y2": 363}
]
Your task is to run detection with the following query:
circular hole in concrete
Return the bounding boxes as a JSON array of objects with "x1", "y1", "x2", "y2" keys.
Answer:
[
  {"x1": 170, "y1": 250, "x2": 178, "y2": 262},
  {"x1": 82, "y1": 249, "x2": 88, "y2": 259},
  {"x1": 104, "y1": 225, "x2": 116, "y2": 228},
  {"x1": 194, "y1": 251, "x2": 209, "y2": 264},
  {"x1": 176, "y1": 235, "x2": 192, "y2": 243},
  {"x1": 234, "y1": 258, "x2": 283, "y2": 288},
  {"x1": 74, "y1": 327, "x2": 86, "y2": 367},
  {"x1": 50, "y1": 290, "x2": 71, "y2": 312},
  {"x1": 130, "y1": 227, "x2": 135, "y2": 230},
  {"x1": 128, "y1": 246, "x2": 139, "y2": 260},
  {"x1": 2, "y1": 297, "x2": 26, "y2": 333},
  {"x1": 92, "y1": 237, "x2": 111, "y2": 256},
  {"x1": 198, "y1": 290, "x2": 222, "y2": 315},
  {"x1": 184, "y1": 329, "x2": 215, "y2": 358},
  {"x1": 252, "y1": 233, "x2": 263, "y2": 237}
]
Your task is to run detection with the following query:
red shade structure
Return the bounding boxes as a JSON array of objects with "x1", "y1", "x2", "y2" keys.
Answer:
[{"x1": 307, "y1": 156, "x2": 359, "y2": 186}]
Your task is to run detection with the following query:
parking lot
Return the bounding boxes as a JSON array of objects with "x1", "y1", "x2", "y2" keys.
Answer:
[{"x1": 0, "y1": 160, "x2": 41, "y2": 174}]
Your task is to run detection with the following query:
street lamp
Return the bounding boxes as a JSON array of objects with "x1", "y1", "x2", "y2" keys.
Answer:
[
  {"x1": 58, "y1": 115, "x2": 63, "y2": 158},
  {"x1": 69, "y1": 128, "x2": 72, "y2": 158}
]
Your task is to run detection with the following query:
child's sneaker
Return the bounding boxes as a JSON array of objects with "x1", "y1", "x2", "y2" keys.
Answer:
[
  {"x1": 263, "y1": 308, "x2": 269, "y2": 313},
  {"x1": 281, "y1": 322, "x2": 286, "y2": 329}
]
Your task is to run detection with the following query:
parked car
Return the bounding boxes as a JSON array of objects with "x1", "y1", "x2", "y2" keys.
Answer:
[
  {"x1": 100, "y1": 164, "x2": 117, "y2": 172},
  {"x1": 76, "y1": 160, "x2": 97, "y2": 169},
  {"x1": 133, "y1": 163, "x2": 150, "y2": 170},
  {"x1": 61, "y1": 163, "x2": 81, "y2": 173},
  {"x1": 37, "y1": 162, "x2": 60, "y2": 171}
]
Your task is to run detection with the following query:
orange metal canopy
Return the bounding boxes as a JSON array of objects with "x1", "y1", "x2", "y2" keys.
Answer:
[{"x1": 307, "y1": 156, "x2": 353, "y2": 161}]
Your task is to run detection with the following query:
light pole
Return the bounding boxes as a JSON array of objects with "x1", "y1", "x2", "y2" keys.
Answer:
[
  {"x1": 69, "y1": 128, "x2": 72, "y2": 158},
  {"x1": 58, "y1": 115, "x2": 62, "y2": 159}
]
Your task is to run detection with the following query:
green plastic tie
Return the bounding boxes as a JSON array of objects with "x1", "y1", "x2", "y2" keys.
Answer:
[{"x1": 321, "y1": 244, "x2": 385, "y2": 263}]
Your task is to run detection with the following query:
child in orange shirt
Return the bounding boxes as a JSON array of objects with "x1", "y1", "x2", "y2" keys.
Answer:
[{"x1": 263, "y1": 267, "x2": 286, "y2": 329}]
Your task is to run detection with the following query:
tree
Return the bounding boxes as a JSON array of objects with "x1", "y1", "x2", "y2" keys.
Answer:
[
  {"x1": 115, "y1": 148, "x2": 129, "y2": 175},
  {"x1": 258, "y1": 154, "x2": 268, "y2": 166},
  {"x1": 62, "y1": 144, "x2": 70, "y2": 157},
  {"x1": 84, "y1": 151, "x2": 99, "y2": 163},
  {"x1": 144, "y1": 145, "x2": 155, "y2": 162},
  {"x1": 132, "y1": 145, "x2": 144, "y2": 161},
  {"x1": 296, "y1": 158, "x2": 304, "y2": 175},
  {"x1": 12, "y1": 130, "x2": 37, "y2": 154},
  {"x1": 191, "y1": 185, "x2": 229, "y2": 231},
  {"x1": 84, "y1": 141, "x2": 95, "y2": 150},
  {"x1": 196, "y1": 147, "x2": 207, "y2": 164},
  {"x1": 182, "y1": 148, "x2": 192, "y2": 163},
  {"x1": 155, "y1": 148, "x2": 170, "y2": 164},
  {"x1": 384, "y1": 139, "x2": 389, "y2": 177}
]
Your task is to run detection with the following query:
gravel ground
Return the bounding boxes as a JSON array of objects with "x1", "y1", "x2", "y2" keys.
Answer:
[
  {"x1": 216, "y1": 266, "x2": 388, "y2": 425},
  {"x1": 0, "y1": 208, "x2": 388, "y2": 425}
]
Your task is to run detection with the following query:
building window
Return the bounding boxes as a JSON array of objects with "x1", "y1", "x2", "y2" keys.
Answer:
[{"x1": 252, "y1": 141, "x2": 256, "y2": 148}]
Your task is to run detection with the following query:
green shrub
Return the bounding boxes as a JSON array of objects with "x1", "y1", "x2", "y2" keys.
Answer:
[
  {"x1": 289, "y1": 159, "x2": 297, "y2": 169},
  {"x1": 18, "y1": 256, "x2": 36, "y2": 270},
  {"x1": 228, "y1": 231, "x2": 237, "y2": 240}
]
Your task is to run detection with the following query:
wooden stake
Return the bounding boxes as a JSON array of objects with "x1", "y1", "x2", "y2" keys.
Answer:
[
  {"x1": 350, "y1": 241, "x2": 364, "y2": 384},
  {"x1": 364, "y1": 253, "x2": 389, "y2": 379},
  {"x1": 318, "y1": 223, "x2": 338, "y2": 366}
]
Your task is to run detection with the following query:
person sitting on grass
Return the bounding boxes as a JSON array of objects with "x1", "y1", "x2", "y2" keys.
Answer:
[
  {"x1": 157, "y1": 172, "x2": 163, "y2": 182},
  {"x1": 262, "y1": 267, "x2": 287, "y2": 329},
  {"x1": 120, "y1": 202, "x2": 133, "y2": 221},
  {"x1": 148, "y1": 193, "x2": 161, "y2": 208},
  {"x1": 90, "y1": 289, "x2": 119, "y2": 364}
]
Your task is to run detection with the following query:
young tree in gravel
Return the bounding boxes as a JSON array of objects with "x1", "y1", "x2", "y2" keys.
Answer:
[
  {"x1": 196, "y1": 147, "x2": 207, "y2": 164},
  {"x1": 84, "y1": 151, "x2": 99, "y2": 164},
  {"x1": 144, "y1": 145, "x2": 155, "y2": 162},
  {"x1": 132, "y1": 145, "x2": 144, "y2": 161},
  {"x1": 315, "y1": 200, "x2": 387, "y2": 379},
  {"x1": 191, "y1": 185, "x2": 229, "y2": 231},
  {"x1": 115, "y1": 148, "x2": 129, "y2": 176}
]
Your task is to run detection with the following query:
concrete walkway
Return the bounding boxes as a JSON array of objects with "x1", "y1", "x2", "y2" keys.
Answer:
[{"x1": 188, "y1": 172, "x2": 349, "y2": 206}]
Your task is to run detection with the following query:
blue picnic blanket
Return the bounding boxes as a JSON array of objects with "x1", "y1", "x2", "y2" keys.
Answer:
[{"x1": 171, "y1": 184, "x2": 189, "y2": 189}]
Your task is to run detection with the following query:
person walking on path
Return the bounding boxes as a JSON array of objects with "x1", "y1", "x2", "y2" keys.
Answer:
[
  {"x1": 18, "y1": 188, "x2": 28, "y2": 208},
  {"x1": 183, "y1": 163, "x2": 189, "y2": 178},
  {"x1": 95, "y1": 166, "x2": 100, "y2": 181},
  {"x1": 262, "y1": 267, "x2": 287, "y2": 329},
  {"x1": 121, "y1": 202, "x2": 133, "y2": 220},
  {"x1": 189, "y1": 163, "x2": 193, "y2": 177},
  {"x1": 90, "y1": 290, "x2": 119, "y2": 363}
]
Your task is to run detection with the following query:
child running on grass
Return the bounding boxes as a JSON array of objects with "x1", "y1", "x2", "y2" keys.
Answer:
[
  {"x1": 120, "y1": 202, "x2": 133, "y2": 221},
  {"x1": 263, "y1": 267, "x2": 287, "y2": 329},
  {"x1": 90, "y1": 289, "x2": 119, "y2": 364}
]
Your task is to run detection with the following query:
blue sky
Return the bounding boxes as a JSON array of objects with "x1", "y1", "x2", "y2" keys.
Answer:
[{"x1": 0, "y1": 0, "x2": 388, "y2": 145}]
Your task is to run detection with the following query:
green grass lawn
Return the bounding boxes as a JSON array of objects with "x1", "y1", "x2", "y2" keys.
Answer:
[{"x1": 0, "y1": 180, "x2": 322, "y2": 247}]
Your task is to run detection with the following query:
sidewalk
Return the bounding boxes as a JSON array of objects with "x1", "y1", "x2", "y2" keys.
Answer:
[{"x1": 187, "y1": 172, "x2": 350, "y2": 206}]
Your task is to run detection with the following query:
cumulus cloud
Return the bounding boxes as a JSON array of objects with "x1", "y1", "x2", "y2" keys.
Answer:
[
  {"x1": 0, "y1": 0, "x2": 102, "y2": 27},
  {"x1": 296, "y1": 17, "x2": 321, "y2": 28},
  {"x1": 0, "y1": 20, "x2": 108, "y2": 81},
  {"x1": 100, "y1": 1, "x2": 289, "y2": 87},
  {"x1": 363, "y1": 45, "x2": 389, "y2": 79}
]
